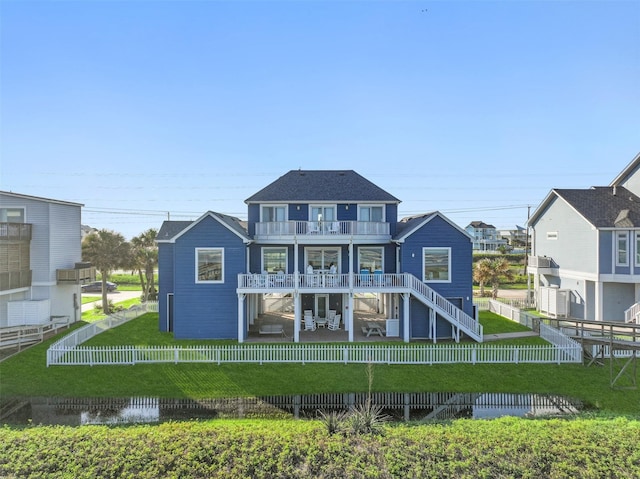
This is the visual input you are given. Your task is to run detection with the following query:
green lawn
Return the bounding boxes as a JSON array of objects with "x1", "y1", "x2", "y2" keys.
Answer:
[{"x1": 1, "y1": 311, "x2": 639, "y2": 414}]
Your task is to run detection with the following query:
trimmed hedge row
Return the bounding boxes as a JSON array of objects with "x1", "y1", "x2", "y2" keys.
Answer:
[{"x1": 2, "y1": 417, "x2": 639, "y2": 478}]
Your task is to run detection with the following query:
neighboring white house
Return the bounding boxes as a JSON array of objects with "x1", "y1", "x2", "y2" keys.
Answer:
[
  {"x1": 0, "y1": 191, "x2": 95, "y2": 327},
  {"x1": 465, "y1": 221, "x2": 507, "y2": 252},
  {"x1": 528, "y1": 152, "x2": 640, "y2": 322}
]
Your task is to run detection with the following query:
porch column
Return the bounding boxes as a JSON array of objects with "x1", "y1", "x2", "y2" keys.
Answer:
[
  {"x1": 402, "y1": 292, "x2": 410, "y2": 343},
  {"x1": 294, "y1": 292, "x2": 300, "y2": 343},
  {"x1": 237, "y1": 293, "x2": 246, "y2": 343},
  {"x1": 595, "y1": 281, "x2": 604, "y2": 321},
  {"x1": 348, "y1": 293, "x2": 354, "y2": 342}
]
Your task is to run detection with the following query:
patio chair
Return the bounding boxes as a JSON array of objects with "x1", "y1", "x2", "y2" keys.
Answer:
[
  {"x1": 328, "y1": 221, "x2": 340, "y2": 234},
  {"x1": 307, "y1": 221, "x2": 320, "y2": 234},
  {"x1": 359, "y1": 269, "x2": 372, "y2": 286},
  {"x1": 328, "y1": 314, "x2": 341, "y2": 331},
  {"x1": 304, "y1": 314, "x2": 316, "y2": 331}
]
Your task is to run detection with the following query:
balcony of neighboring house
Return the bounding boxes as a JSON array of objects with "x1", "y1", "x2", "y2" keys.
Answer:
[
  {"x1": 56, "y1": 263, "x2": 96, "y2": 285},
  {"x1": 527, "y1": 256, "x2": 558, "y2": 275},
  {"x1": 0, "y1": 222, "x2": 32, "y2": 241},
  {"x1": 254, "y1": 220, "x2": 391, "y2": 243},
  {"x1": 0, "y1": 270, "x2": 32, "y2": 292}
]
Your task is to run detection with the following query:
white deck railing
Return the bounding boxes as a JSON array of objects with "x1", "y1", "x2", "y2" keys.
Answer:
[
  {"x1": 46, "y1": 342, "x2": 581, "y2": 366},
  {"x1": 625, "y1": 302, "x2": 640, "y2": 324},
  {"x1": 254, "y1": 220, "x2": 390, "y2": 237}
]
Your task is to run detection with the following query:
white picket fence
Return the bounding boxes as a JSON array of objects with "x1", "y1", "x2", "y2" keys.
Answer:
[
  {"x1": 47, "y1": 302, "x2": 156, "y2": 366},
  {"x1": 47, "y1": 342, "x2": 581, "y2": 366}
]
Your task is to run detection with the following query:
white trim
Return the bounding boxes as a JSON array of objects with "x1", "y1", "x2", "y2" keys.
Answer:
[
  {"x1": 615, "y1": 231, "x2": 629, "y2": 267},
  {"x1": 309, "y1": 204, "x2": 336, "y2": 222},
  {"x1": 395, "y1": 211, "x2": 472, "y2": 242},
  {"x1": 423, "y1": 247, "x2": 452, "y2": 283},
  {"x1": 195, "y1": 247, "x2": 225, "y2": 283},
  {"x1": 157, "y1": 211, "x2": 250, "y2": 244}
]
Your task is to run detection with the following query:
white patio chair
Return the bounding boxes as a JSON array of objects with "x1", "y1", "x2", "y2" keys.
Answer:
[
  {"x1": 328, "y1": 313, "x2": 341, "y2": 331},
  {"x1": 304, "y1": 314, "x2": 316, "y2": 331},
  {"x1": 307, "y1": 222, "x2": 320, "y2": 234}
]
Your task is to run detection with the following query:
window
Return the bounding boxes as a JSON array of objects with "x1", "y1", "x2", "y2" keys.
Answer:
[
  {"x1": 359, "y1": 205, "x2": 384, "y2": 222},
  {"x1": 262, "y1": 247, "x2": 287, "y2": 273},
  {"x1": 547, "y1": 232, "x2": 558, "y2": 240},
  {"x1": 358, "y1": 247, "x2": 383, "y2": 273},
  {"x1": 310, "y1": 206, "x2": 335, "y2": 222},
  {"x1": 196, "y1": 248, "x2": 224, "y2": 283},
  {"x1": 423, "y1": 247, "x2": 451, "y2": 282},
  {"x1": 635, "y1": 233, "x2": 640, "y2": 266},
  {"x1": 0, "y1": 208, "x2": 25, "y2": 223},
  {"x1": 616, "y1": 232, "x2": 629, "y2": 266},
  {"x1": 306, "y1": 248, "x2": 339, "y2": 272},
  {"x1": 261, "y1": 206, "x2": 286, "y2": 222}
]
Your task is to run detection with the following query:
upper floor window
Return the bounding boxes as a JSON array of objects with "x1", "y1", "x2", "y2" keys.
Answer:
[
  {"x1": 0, "y1": 208, "x2": 25, "y2": 223},
  {"x1": 423, "y1": 247, "x2": 451, "y2": 282},
  {"x1": 359, "y1": 205, "x2": 384, "y2": 222},
  {"x1": 261, "y1": 206, "x2": 286, "y2": 222},
  {"x1": 196, "y1": 248, "x2": 224, "y2": 283},
  {"x1": 635, "y1": 233, "x2": 640, "y2": 266},
  {"x1": 616, "y1": 232, "x2": 629, "y2": 266},
  {"x1": 310, "y1": 205, "x2": 335, "y2": 222},
  {"x1": 262, "y1": 247, "x2": 287, "y2": 274}
]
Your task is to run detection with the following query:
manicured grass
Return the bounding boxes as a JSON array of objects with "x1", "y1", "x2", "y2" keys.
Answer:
[
  {"x1": 80, "y1": 295, "x2": 100, "y2": 305},
  {"x1": 479, "y1": 311, "x2": 532, "y2": 334},
  {"x1": 80, "y1": 297, "x2": 142, "y2": 323},
  {"x1": 1, "y1": 312, "x2": 639, "y2": 413}
]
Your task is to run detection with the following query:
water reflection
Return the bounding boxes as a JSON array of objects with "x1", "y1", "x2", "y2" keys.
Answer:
[{"x1": 1, "y1": 393, "x2": 583, "y2": 426}]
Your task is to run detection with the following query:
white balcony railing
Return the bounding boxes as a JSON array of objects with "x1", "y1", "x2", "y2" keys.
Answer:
[
  {"x1": 254, "y1": 220, "x2": 389, "y2": 237},
  {"x1": 528, "y1": 256, "x2": 555, "y2": 268}
]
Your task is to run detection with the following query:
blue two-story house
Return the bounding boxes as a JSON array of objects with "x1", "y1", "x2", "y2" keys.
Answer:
[{"x1": 157, "y1": 170, "x2": 481, "y2": 343}]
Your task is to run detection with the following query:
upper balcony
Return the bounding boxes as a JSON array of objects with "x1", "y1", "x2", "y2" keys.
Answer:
[
  {"x1": 0, "y1": 222, "x2": 32, "y2": 241},
  {"x1": 0, "y1": 270, "x2": 32, "y2": 292},
  {"x1": 527, "y1": 255, "x2": 558, "y2": 275},
  {"x1": 254, "y1": 220, "x2": 390, "y2": 243},
  {"x1": 57, "y1": 263, "x2": 96, "y2": 285}
]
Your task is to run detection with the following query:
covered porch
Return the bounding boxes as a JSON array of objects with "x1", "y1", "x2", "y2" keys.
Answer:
[{"x1": 244, "y1": 311, "x2": 403, "y2": 343}]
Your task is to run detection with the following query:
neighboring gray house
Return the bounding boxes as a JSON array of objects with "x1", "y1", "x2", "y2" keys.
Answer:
[
  {"x1": 465, "y1": 221, "x2": 507, "y2": 252},
  {"x1": 528, "y1": 152, "x2": 640, "y2": 322},
  {"x1": 0, "y1": 191, "x2": 94, "y2": 327}
]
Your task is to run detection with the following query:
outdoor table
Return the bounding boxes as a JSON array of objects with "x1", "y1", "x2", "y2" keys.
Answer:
[{"x1": 365, "y1": 322, "x2": 384, "y2": 337}]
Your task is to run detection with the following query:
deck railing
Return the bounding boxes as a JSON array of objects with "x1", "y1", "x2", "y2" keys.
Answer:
[
  {"x1": 0, "y1": 270, "x2": 32, "y2": 291},
  {"x1": 255, "y1": 220, "x2": 390, "y2": 237},
  {"x1": 528, "y1": 256, "x2": 555, "y2": 268},
  {"x1": 46, "y1": 342, "x2": 581, "y2": 366},
  {"x1": 625, "y1": 302, "x2": 640, "y2": 324},
  {"x1": 0, "y1": 222, "x2": 32, "y2": 241}
]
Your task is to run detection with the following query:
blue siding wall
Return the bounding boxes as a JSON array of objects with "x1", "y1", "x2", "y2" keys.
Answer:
[
  {"x1": 247, "y1": 204, "x2": 260, "y2": 236},
  {"x1": 338, "y1": 204, "x2": 357, "y2": 221},
  {"x1": 599, "y1": 231, "x2": 613, "y2": 274},
  {"x1": 386, "y1": 204, "x2": 398, "y2": 236},
  {"x1": 289, "y1": 204, "x2": 308, "y2": 221},
  {"x1": 400, "y1": 215, "x2": 473, "y2": 317},
  {"x1": 172, "y1": 216, "x2": 247, "y2": 339},
  {"x1": 158, "y1": 243, "x2": 175, "y2": 332}
]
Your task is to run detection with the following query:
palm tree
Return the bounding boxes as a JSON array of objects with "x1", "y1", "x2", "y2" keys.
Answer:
[
  {"x1": 130, "y1": 228, "x2": 158, "y2": 302},
  {"x1": 488, "y1": 257, "x2": 514, "y2": 299},
  {"x1": 473, "y1": 258, "x2": 493, "y2": 297},
  {"x1": 82, "y1": 229, "x2": 131, "y2": 314}
]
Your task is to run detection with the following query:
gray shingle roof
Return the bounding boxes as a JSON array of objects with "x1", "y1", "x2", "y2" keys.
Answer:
[
  {"x1": 245, "y1": 170, "x2": 400, "y2": 203},
  {"x1": 555, "y1": 186, "x2": 640, "y2": 227},
  {"x1": 156, "y1": 213, "x2": 248, "y2": 242}
]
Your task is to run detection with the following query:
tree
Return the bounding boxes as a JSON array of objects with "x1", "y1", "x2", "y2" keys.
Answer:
[
  {"x1": 473, "y1": 258, "x2": 493, "y2": 297},
  {"x1": 82, "y1": 229, "x2": 131, "y2": 314},
  {"x1": 474, "y1": 257, "x2": 514, "y2": 299},
  {"x1": 130, "y1": 228, "x2": 158, "y2": 302}
]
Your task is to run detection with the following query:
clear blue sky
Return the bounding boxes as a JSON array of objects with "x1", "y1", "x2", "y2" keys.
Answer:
[{"x1": 1, "y1": 0, "x2": 638, "y2": 239}]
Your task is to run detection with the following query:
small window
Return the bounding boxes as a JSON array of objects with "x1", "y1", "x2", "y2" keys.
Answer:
[
  {"x1": 547, "y1": 232, "x2": 558, "y2": 240},
  {"x1": 261, "y1": 206, "x2": 286, "y2": 222},
  {"x1": 359, "y1": 205, "x2": 384, "y2": 222},
  {"x1": 0, "y1": 208, "x2": 25, "y2": 223},
  {"x1": 196, "y1": 248, "x2": 224, "y2": 283},
  {"x1": 635, "y1": 233, "x2": 640, "y2": 266},
  {"x1": 423, "y1": 247, "x2": 451, "y2": 282},
  {"x1": 616, "y1": 232, "x2": 629, "y2": 266}
]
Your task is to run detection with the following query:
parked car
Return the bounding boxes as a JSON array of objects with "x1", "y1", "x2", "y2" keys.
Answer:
[{"x1": 81, "y1": 281, "x2": 117, "y2": 293}]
